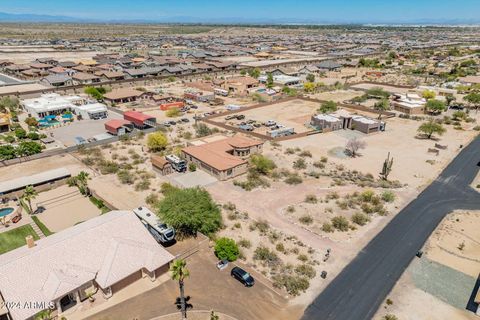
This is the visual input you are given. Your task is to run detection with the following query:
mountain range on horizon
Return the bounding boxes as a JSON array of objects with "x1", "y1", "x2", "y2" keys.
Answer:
[{"x1": 0, "y1": 11, "x2": 479, "y2": 26}]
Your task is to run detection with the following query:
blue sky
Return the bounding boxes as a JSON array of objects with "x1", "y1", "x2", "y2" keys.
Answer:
[{"x1": 1, "y1": 0, "x2": 480, "y2": 23}]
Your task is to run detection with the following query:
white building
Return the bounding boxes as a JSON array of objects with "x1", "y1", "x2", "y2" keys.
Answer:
[
  {"x1": 258, "y1": 74, "x2": 301, "y2": 86},
  {"x1": 73, "y1": 103, "x2": 108, "y2": 120},
  {"x1": 22, "y1": 93, "x2": 85, "y2": 119},
  {"x1": 392, "y1": 93, "x2": 426, "y2": 114}
]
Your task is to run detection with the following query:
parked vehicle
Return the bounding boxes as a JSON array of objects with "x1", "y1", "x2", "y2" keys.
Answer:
[
  {"x1": 181, "y1": 118, "x2": 190, "y2": 123},
  {"x1": 74, "y1": 136, "x2": 87, "y2": 145},
  {"x1": 239, "y1": 124, "x2": 254, "y2": 131},
  {"x1": 225, "y1": 115, "x2": 237, "y2": 120},
  {"x1": 269, "y1": 127, "x2": 294, "y2": 138},
  {"x1": 264, "y1": 120, "x2": 276, "y2": 127},
  {"x1": 236, "y1": 115, "x2": 245, "y2": 120},
  {"x1": 163, "y1": 121, "x2": 171, "y2": 127},
  {"x1": 166, "y1": 154, "x2": 187, "y2": 172},
  {"x1": 216, "y1": 259, "x2": 229, "y2": 270},
  {"x1": 190, "y1": 105, "x2": 198, "y2": 109},
  {"x1": 231, "y1": 266, "x2": 255, "y2": 287},
  {"x1": 168, "y1": 120, "x2": 177, "y2": 125},
  {"x1": 133, "y1": 207, "x2": 175, "y2": 244}
]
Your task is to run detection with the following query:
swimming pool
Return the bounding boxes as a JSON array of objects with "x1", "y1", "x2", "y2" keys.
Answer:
[
  {"x1": 39, "y1": 120, "x2": 60, "y2": 127},
  {"x1": 0, "y1": 207, "x2": 14, "y2": 217}
]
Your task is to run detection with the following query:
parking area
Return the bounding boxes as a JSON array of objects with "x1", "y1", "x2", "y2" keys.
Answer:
[
  {"x1": 208, "y1": 98, "x2": 318, "y2": 138},
  {"x1": 44, "y1": 110, "x2": 123, "y2": 147}
]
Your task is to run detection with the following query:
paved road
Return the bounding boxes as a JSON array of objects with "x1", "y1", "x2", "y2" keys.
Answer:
[{"x1": 302, "y1": 135, "x2": 480, "y2": 320}]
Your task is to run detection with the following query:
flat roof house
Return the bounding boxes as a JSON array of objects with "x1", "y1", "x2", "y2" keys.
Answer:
[
  {"x1": 311, "y1": 110, "x2": 384, "y2": 134},
  {"x1": 73, "y1": 103, "x2": 108, "y2": 120},
  {"x1": 392, "y1": 93, "x2": 426, "y2": 115},
  {"x1": 0, "y1": 210, "x2": 174, "y2": 320},
  {"x1": 182, "y1": 135, "x2": 263, "y2": 180},
  {"x1": 22, "y1": 94, "x2": 85, "y2": 119}
]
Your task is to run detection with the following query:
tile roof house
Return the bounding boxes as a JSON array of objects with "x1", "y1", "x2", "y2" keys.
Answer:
[
  {"x1": 182, "y1": 135, "x2": 264, "y2": 180},
  {"x1": 0, "y1": 210, "x2": 174, "y2": 320}
]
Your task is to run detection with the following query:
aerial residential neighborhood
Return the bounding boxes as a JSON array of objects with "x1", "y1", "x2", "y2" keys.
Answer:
[{"x1": 0, "y1": 2, "x2": 480, "y2": 320}]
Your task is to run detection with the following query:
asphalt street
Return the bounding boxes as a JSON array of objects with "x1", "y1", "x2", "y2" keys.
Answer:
[{"x1": 302, "y1": 135, "x2": 480, "y2": 320}]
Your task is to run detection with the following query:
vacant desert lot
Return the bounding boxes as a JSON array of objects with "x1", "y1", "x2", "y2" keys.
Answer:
[{"x1": 281, "y1": 115, "x2": 479, "y2": 189}]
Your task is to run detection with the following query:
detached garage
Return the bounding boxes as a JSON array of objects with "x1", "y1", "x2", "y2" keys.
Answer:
[{"x1": 123, "y1": 111, "x2": 156, "y2": 129}]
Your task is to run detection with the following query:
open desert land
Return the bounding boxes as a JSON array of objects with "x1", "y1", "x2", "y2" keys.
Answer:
[
  {"x1": 374, "y1": 210, "x2": 480, "y2": 320},
  {"x1": 0, "y1": 50, "x2": 106, "y2": 64}
]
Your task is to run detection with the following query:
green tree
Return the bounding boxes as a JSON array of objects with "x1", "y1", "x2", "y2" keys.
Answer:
[
  {"x1": 170, "y1": 259, "x2": 190, "y2": 320},
  {"x1": 248, "y1": 68, "x2": 261, "y2": 79},
  {"x1": 157, "y1": 187, "x2": 222, "y2": 237},
  {"x1": 194, "y1": 123, "x2": 213, "y2": 137},
  {"x1": 418, "y1": 120, "x2": 446, "y2": 139},
  {"x1": 0, "y1": 96, "x2": 20, "y2": 113},
  {"x1": 318, "y1": 100, "x2": 338, "y2": 114},
  {"x1": 15, "y1": 128, "x2": 27, "y2": 139},
  {"x1": 84, "y1": 87, "x2": 104, "y2": 100},
  {"x1": 22, "y1": 185, "x2": 38, "y2": 214},
  {"x1": 421, "y1": 90, "x2": 436, "y2": 100},
  {"x1": 464, "y1": 92, "x2": 480, "y2": 110},
  {"x1": 0, "y1": 145, "x2": 16, "y2": 160},
  {"x1": 16, "y1": 141, "x2": 42, "y2": 156},
  {"x1": 266, "y1": 73, "x2": 274, "y2": 89},
  {"x1": 306, "y1": 73, "x2": 315, "y2": 83},
  {"x1": 366, "y1": 87, "x2": 389, "y2": 99},
  {"x1": 303, "y1": 82, "x2": 315, "y2": 93},
  {"x1": 147, "y1": 132, "x2": 168, "y2": 152},
  {"x1": 25, "y1": 117, "x2": 39, "y2": 127},
  {"x1": 425, "y1": 99, "x2": 446, "y2": 114},
  {"x1": 373, "y1": 98, "x2": 390, "y2": 119},
  {"x1": 249, "y1": 154, "x2": 276, "y2": 175},
  {"x1": 166, "y1": 108, "x2": 181, "y2": 118},
  {"x1": 214, "y1": 237, "x2": 239, "y2": 261}
]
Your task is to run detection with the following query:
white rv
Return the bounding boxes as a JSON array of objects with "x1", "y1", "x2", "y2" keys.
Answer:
[{"x1": 133, "y1": 207, "x2": 175, "y2": 244}]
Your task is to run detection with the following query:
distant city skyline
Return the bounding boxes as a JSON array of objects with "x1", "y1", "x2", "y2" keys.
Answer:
[{"x1": 1, "y1": 0, "x2": 480, "y2": 24}]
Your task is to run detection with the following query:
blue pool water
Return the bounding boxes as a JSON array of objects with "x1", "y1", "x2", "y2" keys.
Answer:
[{"x1": 0, "y1": 207, "x2": 14, "y2": 217}]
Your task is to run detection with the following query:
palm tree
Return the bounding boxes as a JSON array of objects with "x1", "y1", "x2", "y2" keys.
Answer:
[
  {"x1": 170, "y1": 259, "x2": 190, "y2": 320},
  {"x1": 76, "y1": 171, "x2": 90, "y2": 195},
  {"x1": 22, "y1": 185, "x2": 38, "y2": 214}
]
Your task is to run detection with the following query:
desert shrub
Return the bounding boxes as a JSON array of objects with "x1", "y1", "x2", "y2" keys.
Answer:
[
  {"x1": 273, "y1": 274, "x2": 310, "y2": 296},
  {"x1": 253, "y1": 246, "x2": 281, "y2": 267},
  {"x1": 145, "y1": 193, "x2": 159, "y2": 206},
  {"x1": 298, "y1": 150, "x2": 312, "y2": 158},
  {"x1": 285, "y1": 148, "x2": 296, "y2": 155},
  {"x1": 286, "y1": 205, "x2": 295, "y2": 213},
  {"x1": 322, "y1": 222, "x2": 334, "y2": 233},
  {"x1": 250, "y1": 219, "x2": 270, "y2": 234},
  {"x1": 117, "y1": 170, "x2": 135, "y2": 184},
  {"x1": 320, "y1": 156, "x2": 328, "y2": 163},
  {"x1": 360, "y1": 189, "x2": 375, "y2": 202},
  {"x1": 299, "y1": 215, "x2": 313, "y2": 225},
  {"x1": 383, "y1": 315, "x2": 398, "y2": 320},
  {"x1": 98, "y1": 160, "x2": 120, "y2": 174},
  {"x1": 214, "y1": 237, "x2": 239, "y2": 261},
  {"x1": 381, "y1": 190, "x2": 396, "y2": 203},
  {"x1": 326, "y1": 191, "x2": 339, "y2": 200},
  {"x1": 295, "y1": 264, "x2": 316, "y2": 279},
  {"x1": 293, "y1": 158, "x2": 307, "y2": 170},
  {"x1": 351, "y1": 212, "x2": 370, "y2": 226},
  {"x1": 304, "y1": 194, "x2": 317, "y2": 204},
  {"x1": 297, "y1": 254, "x2": 308, "y2": 262},
  {"x1": 135, "y1": 179, "x2": 151, "y2": 191},
  {"x1": 188, "y1": 163, "x2": 197, "y2": 172},
  {"x1": 284, "y1": 173, "x2": 303, "y2": 185},
  {"x1": 276, "y1": 243, "x2": 286, "y2": 253},
  {"x1": 331, "y1": 216, "x2": 349, "y2": 231},
  {"x1": 238, "y1": 239, "x2": 251, "y2": 248}
]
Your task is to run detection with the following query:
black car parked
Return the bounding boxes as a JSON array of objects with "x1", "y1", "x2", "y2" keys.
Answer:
[{"x1": 231, "y1": 266, "x2": 255, "y2": 287}]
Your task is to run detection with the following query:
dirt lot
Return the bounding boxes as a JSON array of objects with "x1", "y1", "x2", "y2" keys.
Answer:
[
  {"x1": 33, "y1": 185, "x2": 102, "y2": 232},
  {"x1": 425, "y1": 210, "x2": 480, "y2": 278},
  {"x1": 210, "y1": 98, "x2": 318, "y2": 135}
]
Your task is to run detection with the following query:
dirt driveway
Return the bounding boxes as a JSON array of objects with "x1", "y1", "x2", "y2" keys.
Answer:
[{"x1": 86, "y1": 242, "x2": 299, "y2": 320}]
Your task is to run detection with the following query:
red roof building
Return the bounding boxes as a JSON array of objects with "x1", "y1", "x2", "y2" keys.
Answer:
[
  {"x1": 123, "y1": 111, "x2": 156, "y2": 128},
  {"x1": 104, "y1": 119, "x2": 133, "y2": 135}
]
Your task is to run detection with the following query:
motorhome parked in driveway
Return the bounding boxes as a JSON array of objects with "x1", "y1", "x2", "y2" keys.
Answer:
[{"x1": 133, "y1": 207, "x2": 175, "y2": 244}]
